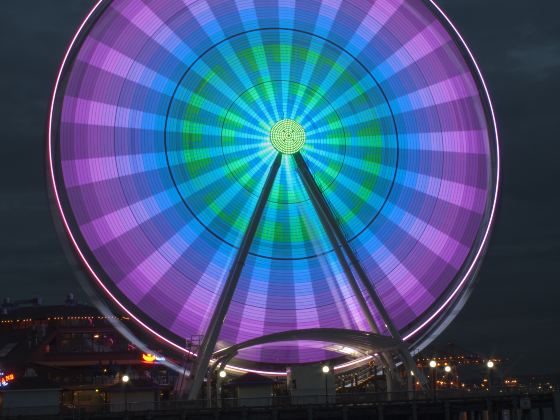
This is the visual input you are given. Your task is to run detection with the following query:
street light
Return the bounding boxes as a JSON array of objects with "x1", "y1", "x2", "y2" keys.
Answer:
[
  {"x1": 322, "y1": 365, "x2": 330, "y2": 404},
  {"x1": 217, "y1": 370, "x2": 227, "y2": 408},
  {"x1": 410, "y1": 370, "x2": 416, "y2": 398},
  {"x1": 443, "y1": 366, "x2": 452, "y2": 390},
  {"x1": 487, "y1": 360, "x2": 494, "y2": 391},
  {"x1": 122, "y1": 374, "x2": 130, "y2": 412},
  {"x1": 429, "y1": 360, "x2": 437, "y2": 399}
]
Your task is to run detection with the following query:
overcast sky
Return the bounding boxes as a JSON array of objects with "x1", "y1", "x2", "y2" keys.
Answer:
[{"x1": 0, "y1": 0, "x2": 558, "y2": 376}]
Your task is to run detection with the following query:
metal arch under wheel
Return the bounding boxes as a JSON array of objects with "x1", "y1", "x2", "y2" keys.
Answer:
[
  {"x1": 212, "y1": 328, "x2": 405, "y2": 361},
  {"x1": 208, "y1": 328, "x2": 413, "y2": 403}
]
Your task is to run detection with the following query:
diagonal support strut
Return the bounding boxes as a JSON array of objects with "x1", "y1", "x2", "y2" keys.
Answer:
[
  {"x1": 187, "y1": 153, "x2": 283, "y2": 400},
  {"x1": 292, "y1": 152, "x2": 396, "y2": 385},
  {"x1": 293, "y1": 152, "x2": 427, "y2": 388}
]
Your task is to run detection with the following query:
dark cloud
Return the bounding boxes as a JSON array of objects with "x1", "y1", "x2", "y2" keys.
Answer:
[{"x1": 0, "y1": 0, "x2": 559, "y2": 374}]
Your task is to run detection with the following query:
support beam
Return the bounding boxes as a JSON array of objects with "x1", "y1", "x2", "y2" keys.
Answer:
[
  {"x1": 293, "y1": 152, "x2": 427, "y2": 388},
  {"x1": 188, "y1": 153, "x2": 282, "y2": 400},
  {"x1": 295, "y1": 165, "x2": 380, "y2": 333},
  {"x1": 292, "y1": 153, "x2": 397, "y2": 384}
]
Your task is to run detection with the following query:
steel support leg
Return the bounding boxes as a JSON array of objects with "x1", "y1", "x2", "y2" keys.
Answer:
[
  {"x1": 294, "y1": 152, "x2": 427, "y2": 388},
  {"x1": 294, "y1": 161, "x2": 380, "y2": 332},
  {"x1": 187, "y1": 154, "x2": 283, "y2": 400},
  {"x1": 291, "y1": 154, "x2": 397, "y2": 379}
]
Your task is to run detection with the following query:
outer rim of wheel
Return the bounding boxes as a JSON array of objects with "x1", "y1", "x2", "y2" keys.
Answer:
[{"x1": 47, "y1": 0, "x2": 500, "y2": 373}]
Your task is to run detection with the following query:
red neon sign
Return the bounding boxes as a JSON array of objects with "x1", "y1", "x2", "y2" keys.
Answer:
[
  {"x1": 0, "y1": 372, "x2": 15, "y2": 387},
  {"x1": 141, "y1": 353, "x2": 165, "y2": 364},
  {"x1": 142, "y1": 353, "x2": 156, "y2": 363}
]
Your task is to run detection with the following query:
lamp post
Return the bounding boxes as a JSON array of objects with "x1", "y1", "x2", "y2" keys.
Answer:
[
  {"x1": 122, "y1": 374, "x2": 130, "y2": 412},
  {"x1": 444, "y1": 365, "x2": 451, "y2": 394},
  {"x1": 322, "y1": 365, "x2": 330, "y2": 404},
  {"x1": 429, "y1": 360, "x2": 437, "y2": 400},
  {"x1": 487, "y1": 360, "x2": 494, "y2": 392},
  {"x1": 217, "y1": 370, "x2": 226, "y2": 408}
]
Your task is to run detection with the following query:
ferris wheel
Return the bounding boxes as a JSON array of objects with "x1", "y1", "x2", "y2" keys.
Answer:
[{"x1": 48, "y1": 0, "x2": 498, "y2": 397}]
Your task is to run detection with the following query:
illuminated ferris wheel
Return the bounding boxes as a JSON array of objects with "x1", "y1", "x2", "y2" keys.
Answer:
[{"x1": 48, "y1": 0, "x2": 498, "y2": 397}]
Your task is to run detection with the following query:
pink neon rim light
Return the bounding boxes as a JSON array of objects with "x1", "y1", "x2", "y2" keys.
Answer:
[{"x1": 48, "y1": 0, "x2": 499, "y2": 375}]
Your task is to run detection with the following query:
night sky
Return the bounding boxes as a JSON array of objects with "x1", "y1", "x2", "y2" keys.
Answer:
[{"x1": 0, "y1": 1, "x2": 558, "y2": 376}]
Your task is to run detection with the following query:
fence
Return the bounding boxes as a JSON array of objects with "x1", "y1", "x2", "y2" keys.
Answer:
[{"x1": 0, "y1": 388, "x2": 557, "y2": 418}]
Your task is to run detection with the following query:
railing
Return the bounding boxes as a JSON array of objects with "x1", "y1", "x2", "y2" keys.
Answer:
[{"x1": 0, "y1": 388, "x2": 556, "y2": 418}]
